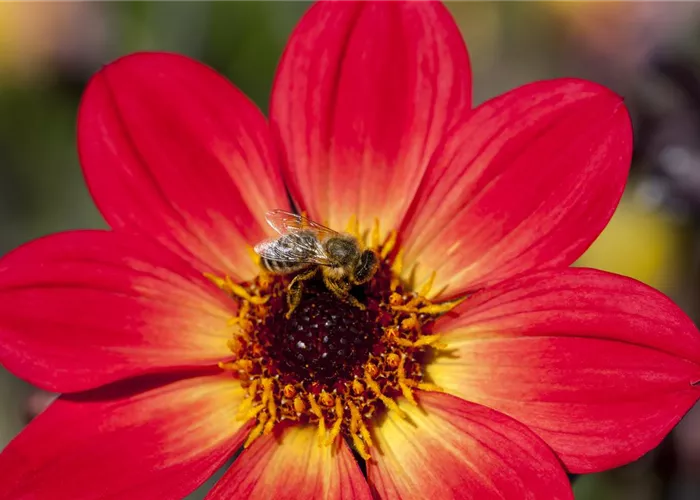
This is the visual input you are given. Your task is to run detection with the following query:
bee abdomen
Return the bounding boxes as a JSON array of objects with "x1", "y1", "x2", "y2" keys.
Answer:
[{"x1": 261, "y1": 257, "x2": 309, "y2": 275}]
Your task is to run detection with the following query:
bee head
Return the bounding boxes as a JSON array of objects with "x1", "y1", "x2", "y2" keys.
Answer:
[{"x1": 325, "y1": 236, "x2": 359, "y2": 266}]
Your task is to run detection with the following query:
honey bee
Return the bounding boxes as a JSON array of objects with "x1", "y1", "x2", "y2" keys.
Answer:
[{"x1": 254, "y1": 209, "x2": 379, "y2": 317}]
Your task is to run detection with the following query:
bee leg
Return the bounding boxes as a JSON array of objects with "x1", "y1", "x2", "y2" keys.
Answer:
[
  {"x1": 286, "y1": 267, "x2": 318, "y2": 319},
  {"x1": 323, "y1": 275, "x2": 365, "y2": 310}
]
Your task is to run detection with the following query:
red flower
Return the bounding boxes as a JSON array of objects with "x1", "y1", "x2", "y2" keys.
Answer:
[{"x1": 1, "y1": 1, "x2": 699, "y2": 499}]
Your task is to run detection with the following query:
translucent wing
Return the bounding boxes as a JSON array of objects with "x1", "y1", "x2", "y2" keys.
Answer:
[
  {"x1": 254, "y1": 233, "x2": 334, "y2": 266},
  {"x1": 264, "y1": 209, "x2": 340, "y2": 241}
]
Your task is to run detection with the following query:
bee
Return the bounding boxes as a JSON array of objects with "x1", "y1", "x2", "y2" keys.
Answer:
[{"x1": 254, "y1": 209, "x2": 379, "y2": 317}]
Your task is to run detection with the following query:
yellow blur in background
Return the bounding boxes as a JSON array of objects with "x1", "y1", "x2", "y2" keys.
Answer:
[{"x1": 577, "y1": 191, "x2": 685, "y2": 293}]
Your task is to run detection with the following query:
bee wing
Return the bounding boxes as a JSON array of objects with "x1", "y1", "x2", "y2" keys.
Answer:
[
  {"x1": 264, "y1": 209, "x2": 340, "y2": 241},
  {"x1": 254, "y1": 235, "x2": 334, "y2": 266}
]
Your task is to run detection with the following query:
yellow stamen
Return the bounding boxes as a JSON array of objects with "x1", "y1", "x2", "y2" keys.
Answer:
[
  {"x1": 261, "y1": 378, "x2": 274, "y2": 407},
  {"x1": 401, "y1": 376, "x2": 444, "y2": 392},
  {"x1": 226, "y1": 318, "x2": 252, "y2": 342},
  {"x1": 248, "y1": 379, "x2": 260, "y2": 398},
  {"x1": 235, "y1": 398, "x2": 253, "y2": 420},
  {"x1": 391, "y1": 296, "x2": 421, "y2": 312},
  {"x1": 242, "y1": 403, "x2": 265, "y2": 421},
  {"x1": 397, "y1": 355, "x2": 408, "y2": 380},
  {"x1": 244, "y1": 413, "x2": 268, "y2": 448},
  {"x1": 413, "y1": 334, "x2": 448, "y2": 350},
  {"x1": 416, "y1": 382, "x2": 444, "y2": 392},
  {"x1": 351, "y1": 379, "x2": 365, "y2": 396},
  {"x1": 346, "y1": 214, "x2": 360, "y2": 238},
  {"x1": 401, "y1": 315, "x2": 419, "y2": 331},
  {"x1": 348, "y1": 400, "x2": 373, "y2": 459},
  {"x1": 389, "y1": 292, "x2": 403, "y2": 306},
  {"x1": 397, "y1": 355, "x2": 417, "y2": 405},
  {"x1": 238, "y1": 300, "x2": 251, "y2": 319},
  {"x1": 240, "y1": 319, "x2": 255, "y2": 335},
  {"x1": 229, "y1": 281, "x2": 269, "y2": 305},
  {"x1": 264, "y1": 396, "x2": 277, "y2": 435},
  {"x1": 218, "y1": 359, "x2": 253, "y2": 374},
  {"x1": 391, "y1": 296, "x2": 465, "y2": 316},
  {"x1": 203, "y1": 272, "x2": 228, "y2": 290},
  {"x1": 308, "y1": 394, "x2": 326, "y2": 444},
  {"x1": 319, "y1": 391, "x2": 334, "y2": 407},
  {"x1": 399, "y1": 381, "x2": 416, "y2": 404},
  {"x1": 371, "y1": 218, "x2": 381, "y2": 250},
  {"x1": 325, "y1": 397, "x2": 345, "y2": 446},
  {"x1": 246, "y1": 245, "x2": 261, "y2": 267},
  {"x1": 393, "y1": 337, "x2": 419, "y2": 348},
  {"x1": 386, "y1": 352, "x2": 400, "y2": 369},
  {"x1": 351, "y1": 433, "x2": 370, "y2": 461},
  {"x1": 293, "y1": 395, "x2": 306, "y2": 414},
  {"x1": 418, "y1": 297, "x2": 467, "y2": 316},
  {"x1": 390, "y1": 248, "x2": 403, "y2": 290},
  {"x1": 307, "y1": 393, "x2": 323, "y2": 418},
  {"x1": 283, "y1": 384, "x2": 297, "y2": 399},
  {"x1": 381, "y1": 230, "x2": 397, "y2": 259},
  {"x1": 247, "y1": 379, "x2": 259, "y2": 397},
  {"x1": 359, "y1": 421, "x2": 373, "y2": 449},
  {"x1": 349, "y1": 401, "x2": 360, "y2": 434},
  {"x1": 204, "y1": 273, "x2": 270, "y2": 305},
  {"x1": 251, "y1": 343, "x2": 264, "y2": 357},
  {"x1": 227, "y1": 314, "x2": 248, "y2": 328},
  {"x1": 365, "y1": 372, "x2": 405, "y2": 419},
  {"x1": 226, "y1": 338, "x2": 244, "y2": 356},
  {"x1": 236, "y1": 380, "x2": 264, "y2": 420},
  {"x1": 258, "y1": 271, "x2": 273, "y2": 291},
  {"x1": 418, "y1": 271, "x2": 436, "y2": 297},
  {"x1": 234, "y1": 379, "x2": 259, "y2": 419},
  {"x1": 385, "y1": 332, "x2": 447, "y2": 350},
  {"x1": 348, "y1": 401, "x2": 370, "y2": 460},
  {"x1": 383, "y1": 325, "x2": 400, "y2": 342}
]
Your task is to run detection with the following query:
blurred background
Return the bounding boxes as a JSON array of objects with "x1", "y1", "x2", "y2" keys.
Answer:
[{"x1": 1, "y1": 1, "x2": 700, "y2": 498}]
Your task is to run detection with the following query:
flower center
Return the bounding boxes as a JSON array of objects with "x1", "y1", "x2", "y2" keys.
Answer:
[
  {"x1": 206, "y1": 220, "x2": 460, "y2": 459},
  {"x1": 263, "y1": 284, "x2": 380, "y2": 390}
]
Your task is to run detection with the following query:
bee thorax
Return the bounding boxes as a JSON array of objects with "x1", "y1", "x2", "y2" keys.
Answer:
[
  {"x1": 324, "y1": 266, "x2": 349, "y2": 280},
  {"x1": 324, "y1": 236, "x2": 360, "y2": 266}
]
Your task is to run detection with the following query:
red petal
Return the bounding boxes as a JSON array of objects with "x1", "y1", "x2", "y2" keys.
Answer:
[
  {"x1": 368, "y1": 391, "x2": 573, "y2": 500},
  {"x1": 207, "y1": 425, "x2": 371, "y2": 499},
  {"x1": 270, "y1": 1, "x2": 471, "y2": 235},
  {"x1": 79, "y1": 52, "x2": 288, "y2": 280},
  {"x1": 428, "y1": 268, "x2": 700, "y2": 472},
  {"x1": 401, "y1": 79, "x2": 632, "y2": 298},
  {"x1": 0, "y1": 373, "x2": 251, "y2": 500},
  {"x1": 0, "y1": 230, "x2": 234, "y2": 393}
]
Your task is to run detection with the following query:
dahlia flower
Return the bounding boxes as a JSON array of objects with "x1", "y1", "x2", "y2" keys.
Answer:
[{"x1": 1, "y1": 1, "x2": 699, "y2": 499}]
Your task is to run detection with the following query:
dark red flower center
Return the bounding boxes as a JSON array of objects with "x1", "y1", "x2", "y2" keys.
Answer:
[{"x1": 261, "y1": 282, "x2": 380, "y2": 390}]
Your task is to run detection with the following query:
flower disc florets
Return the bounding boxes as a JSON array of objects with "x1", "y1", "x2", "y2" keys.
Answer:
[{"x1": 208, "y1": 225, "x2": 459, "y2": 459}]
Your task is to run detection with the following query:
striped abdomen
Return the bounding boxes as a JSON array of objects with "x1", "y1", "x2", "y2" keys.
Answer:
[{"x1": 260, "y1": 257, "x2": 311, "y2": 275}]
